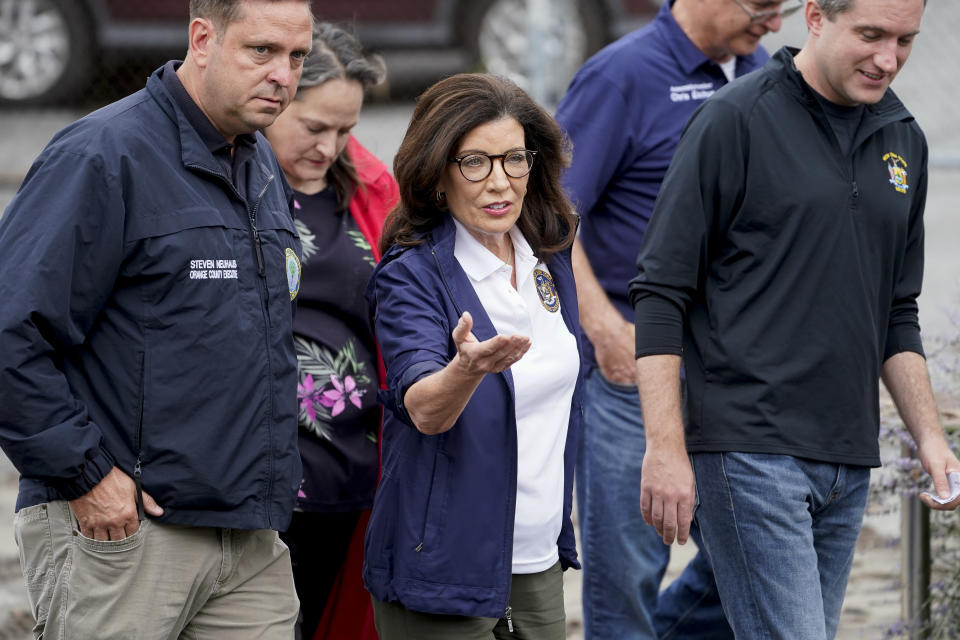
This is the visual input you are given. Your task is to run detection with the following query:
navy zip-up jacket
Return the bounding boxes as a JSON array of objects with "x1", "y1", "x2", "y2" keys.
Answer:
[
  {"x1": 629, "y1": 47, "x2": 927, "y2": 466},
  {"x1": 363, "y1": 216, "x2": 583, "y2": 618},
  {"x1": 0, "y1": 64, "x2": 302, "y2": 530}
]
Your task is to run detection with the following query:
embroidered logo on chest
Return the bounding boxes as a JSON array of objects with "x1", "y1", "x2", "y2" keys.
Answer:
[
  {"x1": 286, "y1": 248, "x2": 302, "y2": 300},
  {"x1": 534, "y1": 269, "x2": 560, "y2": 313},
  {"x1": 883, "y1": 152, "x2": 909, "y2": 195}
]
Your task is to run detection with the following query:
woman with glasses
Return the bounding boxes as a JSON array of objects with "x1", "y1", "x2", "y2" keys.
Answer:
[
  {"x1": 261, "y1": 22, "x2": 396, "y2": 640},
  {"x1": 363, "y1": 73, "x2": 584, "y2": 639}
]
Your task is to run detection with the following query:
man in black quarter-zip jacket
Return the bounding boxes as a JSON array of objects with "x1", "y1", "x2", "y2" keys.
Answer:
[{"x1": 629, "y1": 0, "x2": 960, "y2": 638}]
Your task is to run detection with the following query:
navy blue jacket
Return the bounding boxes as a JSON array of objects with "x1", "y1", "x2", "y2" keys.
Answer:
[
  {"x1": 363, "y1": 217, "x2": 583, "y2": 618},
  {"x1": 0, "y1": 65, "x2": 302, "y2": 530}
]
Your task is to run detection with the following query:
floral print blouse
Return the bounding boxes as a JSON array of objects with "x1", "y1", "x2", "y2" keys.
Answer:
[{"x1": 291, "y1": 188, "x2": 379, "y2": 512}]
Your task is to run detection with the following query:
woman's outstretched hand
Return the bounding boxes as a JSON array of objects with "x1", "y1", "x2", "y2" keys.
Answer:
[
  {"x1": 452, "y1": 311, "x2": 531, "y2": 375},
  {"x1": 404, "y1": 311, "x2": 532, "y2": 435}
]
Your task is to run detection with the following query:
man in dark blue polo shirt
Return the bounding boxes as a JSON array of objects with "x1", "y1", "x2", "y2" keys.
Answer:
[
  {"x1": 555, "y1": 1, "x2": 799, "y2": 637},
  {"x1": 631, "y1": 0, "x2": 960, "y2": 637}
]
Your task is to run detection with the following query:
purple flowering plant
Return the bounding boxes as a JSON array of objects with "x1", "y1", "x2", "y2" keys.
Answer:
[{"x1": 877, "y1": 323, "x2": 960, "y2": 639}]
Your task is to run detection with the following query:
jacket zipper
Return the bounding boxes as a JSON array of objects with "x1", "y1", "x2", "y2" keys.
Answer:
[
  {"x1": 250, "y1": 176, "x2": 276, "y2": 525},
  {"x1": 134, "y1": 352, "x2": 146, "y2": 521},
  {"x1": 250, "y1": 179, "x2": 271, "y2": 280},
  {"x1": 503, "y1": 605, "x2": 513, "y2": 632},
  {"x1": 249, "y1": 177, "x2": 274, "y2": 332},
  {"x1": 848, "y1": 145, "x2": 859, "y2": 211},
  {"x1": 186, "y1": 163, "x2": 279, "y2": 527}
]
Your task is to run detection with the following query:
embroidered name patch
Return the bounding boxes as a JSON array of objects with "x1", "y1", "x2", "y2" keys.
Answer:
[
  {"x1": 189, "y1": 258, "x2": 238, "y2": 280},
  {"x1": 534, "y1": 269, "x2": 560, "y2": 313},
  {"x1": 883, "y1": 152, "x2": 909, "y2": 194},
  {"x1": 669, "y1": 82, "x2": 715, "y2": 103},
  {"x1": 286, "y1": 248, "x2": 302, "y2": 300}
]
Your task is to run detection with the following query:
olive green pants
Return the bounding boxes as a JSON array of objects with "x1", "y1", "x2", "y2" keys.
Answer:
[
  {"x1": 372, "y1": 561, "x2": 565, "y2": 640},
  {"x1": 13, "y1": 500, "x2": 298, "y2": 640}
]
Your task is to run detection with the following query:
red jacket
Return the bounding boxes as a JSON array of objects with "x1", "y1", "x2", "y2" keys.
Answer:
[{"x1": 347, "y1": 136, "x2": 397, "y2": 263}]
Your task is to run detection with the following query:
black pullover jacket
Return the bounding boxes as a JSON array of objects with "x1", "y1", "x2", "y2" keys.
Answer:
[{"x1": 629, "y1": 47, "x2": 927, "y2": 466}]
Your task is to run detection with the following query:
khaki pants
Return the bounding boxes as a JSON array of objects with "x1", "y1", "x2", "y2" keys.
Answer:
[
  {"x1": 372, "y1": 561, "x2": 565, "y2": 640},
  {"x1": 13, "y1": 501, "x2": 298, "y2": 640}
]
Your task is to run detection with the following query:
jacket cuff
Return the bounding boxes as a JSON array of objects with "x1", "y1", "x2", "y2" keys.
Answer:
[
  {"x1": 633, "y1": 298, "x2": 684, "y2": 358},
  {"x1": 883, "y1": 326, "x2": 925, "y2": 362},
  {"x1": 559, "y1": 551, "x2": 581, "y2": 571},
  {"x1": 385, "y1": 360, "x2": 445, "y2": 428},
  {"x1": 50, "y1": 447, "x2": 116, "y2": 500}
]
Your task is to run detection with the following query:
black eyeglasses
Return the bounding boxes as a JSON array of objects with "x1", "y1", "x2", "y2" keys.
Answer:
[
  {"x1": 731, "y1": 0, "x2": 803, "y2": 22},
  {"x1": 448, "y1": 150, "x2": 537, "y2": 182}
]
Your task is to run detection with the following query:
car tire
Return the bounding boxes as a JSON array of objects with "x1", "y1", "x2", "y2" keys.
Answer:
[
  {"x1": 460, "y1": 0, "x2": 606, "y2": 105},
  {"x1": 0, "y1": 0, "x2": 95, "y2": 106}
]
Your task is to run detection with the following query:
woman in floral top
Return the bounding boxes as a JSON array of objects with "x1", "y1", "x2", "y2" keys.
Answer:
[{"x1": 263, "y1": 22, "x2": 398, "y2": 640}]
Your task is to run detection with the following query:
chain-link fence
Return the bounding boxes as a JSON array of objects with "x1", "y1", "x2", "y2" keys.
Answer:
[
  {"x1": 0, "y1": 0, "x2": 663, "y2": 108},
  {"x1": 764, "y1": 3, "x2": 960, "y2": 163}
]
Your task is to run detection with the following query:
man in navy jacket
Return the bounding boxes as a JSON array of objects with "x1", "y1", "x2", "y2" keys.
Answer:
[
  {"x1": 632, "y1": 0, "x2": 960, "y2": 637},
  {"x1": 554, "y1": 0, "x2": 798, "y2": 637},
  {"x1": 0, "y1": 1, "x2": 313, "y2": 637}
]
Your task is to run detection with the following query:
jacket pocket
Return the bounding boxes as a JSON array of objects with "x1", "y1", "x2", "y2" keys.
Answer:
[
  {"x1": 126, "y1": 206, "x2": 243, "y2": 241},
  {"x1": 416, "y1": 448, "x2": 449, "y2": 555}
]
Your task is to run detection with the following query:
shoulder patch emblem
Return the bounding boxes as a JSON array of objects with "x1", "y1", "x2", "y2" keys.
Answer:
[
  {"x1": 534, "y1": 268, "x2": 560, "y2": 313},
  {"x1": 883, "y1": 152, "x2": 909, "y2": 195},
  {"x1": 286, "y1": 247, "x2": 301, "y2": 301}
]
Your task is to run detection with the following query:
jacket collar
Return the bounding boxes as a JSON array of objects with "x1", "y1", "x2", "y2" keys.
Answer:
[
  {"x1": 145, "y1": 63, "x2": 275, "y2": 201},
  {"x1": 771, "y1": 46, "x2": 914, "y2": 146},
  {"x1": 347, "y1": 135, "x2": 389, "y2": 187},
  {"x1": 657, "y1": 0, "x2": 768, "y2": 77},
  {"x1": 424, "y1": 217, "x2": 501, "y2": 341},
  {"x1": 366, "y1": 216, "x2": 501, "y2": 343}
]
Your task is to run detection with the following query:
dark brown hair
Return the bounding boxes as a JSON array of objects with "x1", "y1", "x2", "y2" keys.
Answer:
[
  {"x1": 295, "y1": 22, "x2": 386, "y2": 209},
  {"x1": 379, "y1": 73, "x2": 577, "y2": 263},
  {"x1": 816, "y1": 0, "x2": 925, "y2": 19}
]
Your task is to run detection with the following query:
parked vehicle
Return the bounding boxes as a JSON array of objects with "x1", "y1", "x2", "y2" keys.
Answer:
[{"x1": 0, "y1": 0, "x2": 659, "y2": 106}]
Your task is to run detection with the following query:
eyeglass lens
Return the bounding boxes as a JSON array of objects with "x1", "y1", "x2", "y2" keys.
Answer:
[
  {"x1": 738, "y1": 0, "x2": 803, "y2": 21},
  {"x1": 458, "y1": 151, "x2": 535, "y2": 181}
]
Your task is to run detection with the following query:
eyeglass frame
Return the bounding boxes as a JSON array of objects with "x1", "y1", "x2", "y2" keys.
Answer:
[
  {"x1": 448, "y1": 149, "x2": 538, "y2": 182},
  {"x1": 731, "y1": 0, "x2": 804, "y2": 23}
]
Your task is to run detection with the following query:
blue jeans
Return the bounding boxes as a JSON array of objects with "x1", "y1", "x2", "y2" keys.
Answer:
[
  {"x1": 576, "y1": 369, "x2": 731, "y2": 640},
  {"x1": 691, "y1": 453, "x2": 871, "y2": 640}
]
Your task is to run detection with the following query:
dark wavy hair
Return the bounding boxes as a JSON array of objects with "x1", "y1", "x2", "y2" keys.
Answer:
[{"x1": 379, "y1": 73, "x2": 577, "y2": 263}]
